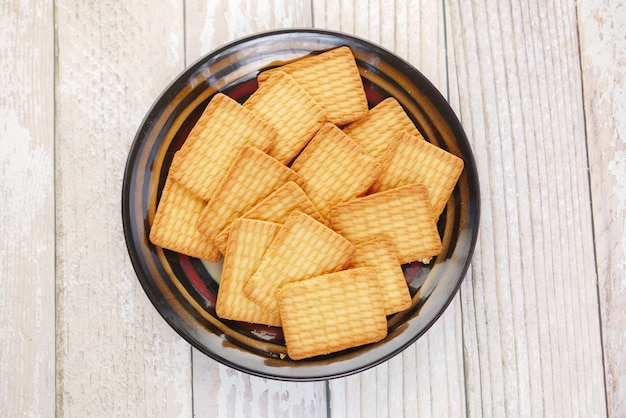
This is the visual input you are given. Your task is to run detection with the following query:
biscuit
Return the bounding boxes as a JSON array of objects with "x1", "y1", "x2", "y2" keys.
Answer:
[
  {"x1": 290, "y1": 122, "x2": 381, "y2": 219},
  {"x1": 350, "y1": 237, "x2": 411, "y2": 315},
  {"x1": 169, "y1": 93, "x2": 276, "y2": 200},
  {"x1": 370, "y1": 131, "x2": 464, "y2": 217},
  {"x1": 244, "y1": 71, "x2": 327, "y2": 164},
  {"x1": 342, "y1": 97, "x2": 423, "y2": 161},
  {"x1": 330, "y1": 183, "x2": 442, "y2": 264},
  {"x1": 259, "y1": 46, "x2": 368, "y2": 125},
  {"x1": 277, "y1": 267, "x2": 387, "y2": 360},
  {"x1": 216, "y1": 219, "x2": 282, "y2": 326},
  {"x1": 149, "y1": 176, "x2": 222, "y2": 261},
  {"x1": 243, "y1": 211, "x2": 354, "y2": 313},
  {"x1": 197, "y1": 145, "x2": 302, "y2": 241},
  {"x1": 213, "y1": 181, "x2": 323, "y2": 254}
]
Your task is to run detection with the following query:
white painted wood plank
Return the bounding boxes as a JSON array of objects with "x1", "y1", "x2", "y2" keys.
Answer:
[
  {"x1": 55, "y1": 1, "x2": 193, "y2": 416},
  {"x1": 192, "y1": 353, "x2": 326, "y2": 417},
  {"x1": 185, "y1": 0, "x2": 312, "y2": 61},
  {"x1": 184, "y1": 2, "x2": 327, "y2": 417},
  {"x1": 578, "y1": 0, "x2": 626, "y2": 415},
  {"x1": 313, "y1": 1, "x2": 467, "y2": 416},
  {"x1": 447, "y1": 0, "x2": 607, "y2": 416},
  {"x1": 0, "y1": 2, "x2": 55, "y2": 416}
]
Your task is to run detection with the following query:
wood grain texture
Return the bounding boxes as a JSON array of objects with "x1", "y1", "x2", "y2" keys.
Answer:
[
  {"x1": 186, "y1": 0, "x2": 312, "y2": 60},
  {"x1": 0, "y1": 1, "x2": 55, "y2": 416},
  {"x1": 578, "y1": 0, "x2": 626, "y2": 415},
  {"x1": 447, "y1": 0, "x2": 606, "y2": 416},
  {"x1": 192, "y1": 353, "x2": 326, "y2": 418},
  {"x1": 312, "y1": 1, "x2": 466, "y2": 416},
  {"x1": 55, "y1": 1, "x2": 193, "y2": 416},
  {"x1": 3, "y1": 0, "x2": 620, "y2": 416},
  {"x1": 185, "y1": 2, "x2": 327, "y2": 416}
]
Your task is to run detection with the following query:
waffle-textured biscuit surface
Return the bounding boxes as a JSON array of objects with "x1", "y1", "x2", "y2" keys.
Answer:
[
  {"x1": 216, "y1": 219, "x2": 282, "y2": 326},
  {"x1": 244, "y1": 71, "x2": 327, "y2": 164},
  {"x1": 149, "y1": 176, "x2": 221, "y2": 261},
  {"x1": 169, "y1": 93, "x2": 276, "y2": 200},
  {"x1": 342, "y1": 97, "x2": 423, "y2": 161},
  {"x1": 278, "y1": 267, "x2": 387, "y2": 360},
  {"x1": 244, "y1": 211, "x2": 354, "y2": 313},
  {"x1": 290, "y1": 122, "x2": 381, "y2": 219},
  {"x1": 259, "y1": 46, "x2": 368, "y2": 125},
  {"x1": 330, "y1": 183, "x2": 442, "y2": 264},
  {"x1": 197, "y1": 145, "x2": 302, "y2": 241},
  {"x1": 214, "y1": 181, "x2": 323, "y2": 253},
  {"x1": 350, "y1": 237, "x2": 411, "y2": 315},
  {"x1": 370, "y1": 131, "x2": 464, "y2": 217}
]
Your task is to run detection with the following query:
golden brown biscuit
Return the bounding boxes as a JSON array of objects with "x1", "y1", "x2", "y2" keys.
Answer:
[
  {"x1": 169, "y1": 93, "x2": 276, "y2": 200},
  {"x1": 216, "y1": 219, "x2": 282, "y2": 326},
  {"x1": 259, "y1": 46, "x2": 368, "y2": 125},
  {"x1": 197, "y1": 145, "x2": 302, "y2": 242},
  {"x1": 149, "y1": 176, "x2": 221, "y2": 261},
  {"x1": 290, "y1": 122, "x2": 381, "y2": 219},
  {"x1": 350, "y1": 237, "x2": 411, "y2": 315},
  {"x1": 244, "y1": 71, "x2": 327, "y2": 164},
  {"x1": 342, "y1": 97, "x2": 423, "y2": 161},
  {"x1": 370, "y1": 131, "x2": 464, "y2": 217},
  {"x1": 213, "y1": 181, "x2": 323, "y2": 254},
  {"x1": 277, "y1": 267, "x2": 387, "y2": 360},
  {"x1": 243, "y1": 211, "x2": 354, "y2": 313},
  {"x1": 330, "y1": 183, "x2": 442, "y2": 264}
]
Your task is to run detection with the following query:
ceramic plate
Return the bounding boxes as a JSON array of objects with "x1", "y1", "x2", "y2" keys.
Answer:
[{"x1": 122, "y1": 29, "x2": 480, "y2": 381}]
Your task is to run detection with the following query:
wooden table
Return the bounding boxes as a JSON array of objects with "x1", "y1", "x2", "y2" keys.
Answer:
[{"x1": 2, "y1": 1, "x2": 624, "y2": 416}]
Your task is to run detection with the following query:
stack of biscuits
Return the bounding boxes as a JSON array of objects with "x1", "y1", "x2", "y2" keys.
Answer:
[{"x1": 149, "y1": 46, "x2": 464, "y2": 360}]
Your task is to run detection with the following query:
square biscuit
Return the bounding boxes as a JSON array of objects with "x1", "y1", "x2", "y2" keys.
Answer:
[
  {"x1": 290, "y1": 122, "x2": 382, "y2": 219},
  {"x1": 370, "y1": 131, "x2": 464, "y2": 217},
  {"x1": 244, "y1": 71, "x2": 327, "y2": 164},
  {"x1": 197, "y1": 145, "x2": 302, "y2": 242},
  {"x1": 243, "y1": 211, "x2": 354, "y2": 313},
  {"x1": 350, "y1": 237, "x2": 411, "y2": 315},
  {"x1": 149, "y1": 176, "x2": 222, "y2": 262},
  {"x1": 169, "y1": 93, "x2": 277, "y2": 200},
  {"x1": 213, "y1": 181, "x2": 324, "y2": 254},
  {"x1": 330, "y1": 183, "x2": 442, "y2": 264},
  {"x1": 259, "y1": 46, "x2": 368, "y2": 125},
  {"x1": 277, "y1": 267, "x2": 387, "y2": 360},
  {"x1": 216, "y1": 219, "x2": 282, "y2": 327},
  {"x1": 342, "y1": 97, "x2": 423, "y2": 161}
]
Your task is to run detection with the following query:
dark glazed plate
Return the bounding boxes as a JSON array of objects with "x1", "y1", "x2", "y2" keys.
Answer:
[{"x1": 122, "y1": 29, "x2": 479, "y2": 381}]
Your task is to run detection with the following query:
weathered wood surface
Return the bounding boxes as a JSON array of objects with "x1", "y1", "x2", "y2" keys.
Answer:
[
  {"x1": 0, "y1": 1, "x2": 55, "y2": 416},
  {"x1": 446, "y1": 0, "x2": 607, "y2": 416},
  {"x1": 579, "y1": 0, "x2": 626, "y2": 415},
  {"x1": 54, "y1": 1, "x2": 193, "y2": 416},
  {"x1": 1, "y1": 0, "x2": 624, "y2": 416}
]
